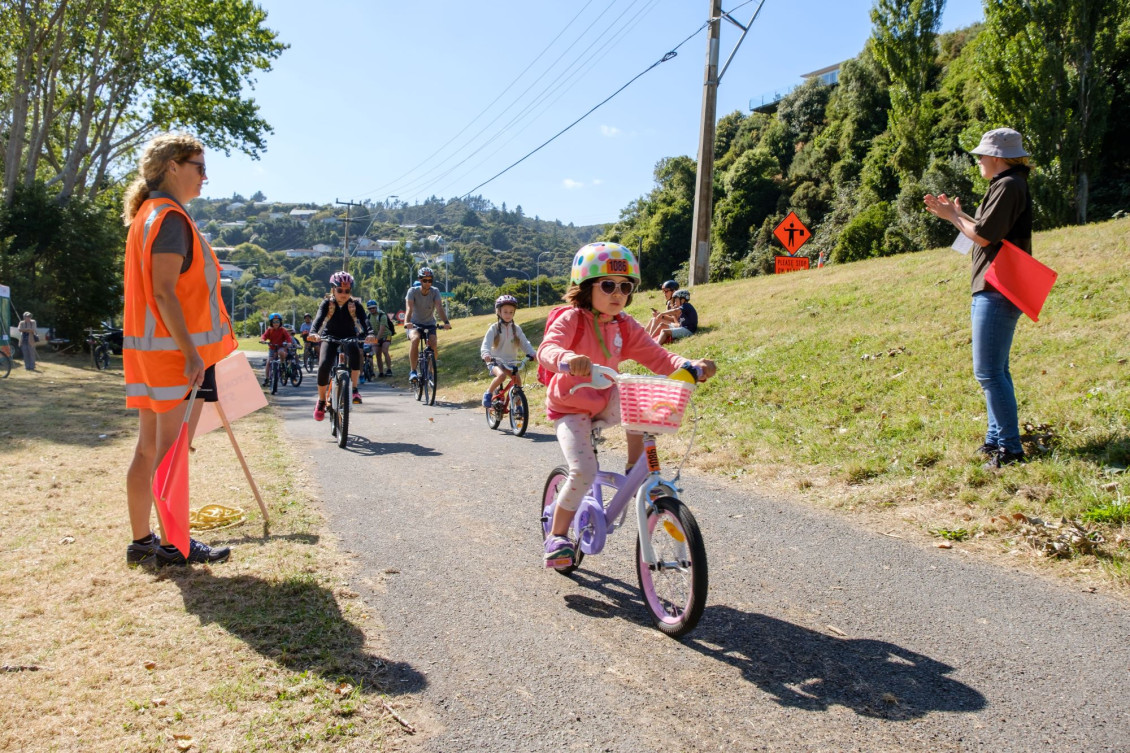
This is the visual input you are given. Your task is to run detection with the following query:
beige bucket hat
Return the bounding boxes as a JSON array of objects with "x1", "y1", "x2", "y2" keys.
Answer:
[{"x1": 970, "y1": 128, "x2": 1029, "y2": 159}]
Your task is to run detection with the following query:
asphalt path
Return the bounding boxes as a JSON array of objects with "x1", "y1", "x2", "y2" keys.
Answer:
[{"x1": 263, "y1": 359, "x2": 1130, "y2": 752}]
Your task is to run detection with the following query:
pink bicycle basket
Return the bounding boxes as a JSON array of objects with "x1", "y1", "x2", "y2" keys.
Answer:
[{"x1": 617, "y1": 374, "x2": 695, "y2": 434}]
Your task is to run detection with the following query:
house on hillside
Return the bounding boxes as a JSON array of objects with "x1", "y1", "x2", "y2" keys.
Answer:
[
  {"x1": 284, "y1": 249, "x2": 321, "y2": 258},
  {"x1": 313, "y1": 243, "x2": 335, "y2": 255},
  {"x1": 219, "y1": 264, "x2": 245, "y2": 281},
  {"x1": 256, "y1": 276, "x2": 284, "y2": 291},
  {"x1": 749, "y1": 60, "x2": 845, "y2": 113}
]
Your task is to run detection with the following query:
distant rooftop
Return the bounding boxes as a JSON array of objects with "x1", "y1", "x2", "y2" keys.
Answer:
[{"x1": 749, "y1": 60, "x2": 845, "y2": 113}]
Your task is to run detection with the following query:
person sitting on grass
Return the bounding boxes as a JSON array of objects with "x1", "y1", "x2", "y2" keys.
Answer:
[
  {"x1": 653, "y1": 289, "x2": 697, "y2": 346},
  {"x1": 644, "y1": 280, "x2": 680, "y2": 339}
]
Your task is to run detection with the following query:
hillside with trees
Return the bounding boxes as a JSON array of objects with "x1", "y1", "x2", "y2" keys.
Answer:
[{"x1": 607, "y1": 1, "x2": 1129, "y2": 281}]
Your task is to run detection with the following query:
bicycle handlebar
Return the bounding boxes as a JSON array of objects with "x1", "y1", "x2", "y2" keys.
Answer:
[{"x1": 567, "y1": 364, "x2": 619, "y2": 394}]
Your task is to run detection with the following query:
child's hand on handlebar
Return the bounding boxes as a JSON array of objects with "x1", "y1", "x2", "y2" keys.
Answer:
[
  {"x1": 565, "y1": 354, "x2": 591, "y2": 376},
  {"x1": 689, "y1": 358, "x2": 716, "y2": 382}
]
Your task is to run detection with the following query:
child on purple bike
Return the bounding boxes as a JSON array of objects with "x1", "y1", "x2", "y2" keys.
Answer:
[{"x1": 535, "y1": 242, "x2": 715, "y2": 568}]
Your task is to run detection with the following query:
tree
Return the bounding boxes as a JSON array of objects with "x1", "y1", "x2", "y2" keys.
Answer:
[
  {"x1": 0, "y1": 0, "x2": 286, "y2": 203},
  {"x1": 870, "y1": 0, "x2": 944, "y2": 177},
  {"x1": 976, "y1": 0, "x2": 1128, "y2": 224}
]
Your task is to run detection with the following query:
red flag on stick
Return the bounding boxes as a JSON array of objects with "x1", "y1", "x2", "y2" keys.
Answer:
[
  {"x1": 984, "y1": 239, "x2": 1057, "y2": 322},
  {"x1": 152, "y1": 387, "x2": 198, "y2": 557}
]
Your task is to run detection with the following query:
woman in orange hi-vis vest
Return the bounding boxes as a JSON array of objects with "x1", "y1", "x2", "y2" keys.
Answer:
[{"x1": 121, "y1": 133, "x2": 237, "y2": 568}]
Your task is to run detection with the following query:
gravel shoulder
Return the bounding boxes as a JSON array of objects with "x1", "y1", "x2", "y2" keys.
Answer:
[{"x1": 272, "y1": 375, "x2": 1130, "y2": 752}]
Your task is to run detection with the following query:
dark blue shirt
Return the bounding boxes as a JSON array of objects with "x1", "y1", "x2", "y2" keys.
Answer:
[{"x1": 678, "y1": 302, "x2": 698, "y2": 333}]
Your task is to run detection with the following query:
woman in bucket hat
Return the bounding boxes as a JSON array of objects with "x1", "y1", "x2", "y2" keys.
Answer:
[{"x1": 923, "y1": 127, "x2": 1033, "y2": 469}]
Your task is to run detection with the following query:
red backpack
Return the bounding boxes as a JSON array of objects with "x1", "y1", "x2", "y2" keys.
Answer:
[{"x1": 536, "y1": 306, "x2": 627, "y2": 386}]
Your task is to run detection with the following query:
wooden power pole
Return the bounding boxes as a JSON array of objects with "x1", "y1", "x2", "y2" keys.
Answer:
[
  {"x1": 335, "y1": 198, "x2": 362, "y2": 272},
  {"x1": 689, "y1": 0, "x2": 723, "y2": 287}
]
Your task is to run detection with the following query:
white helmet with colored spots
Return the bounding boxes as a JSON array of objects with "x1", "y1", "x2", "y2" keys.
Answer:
[{"x1": 570, "y1": 242, "x2": 640, "y2": 286}]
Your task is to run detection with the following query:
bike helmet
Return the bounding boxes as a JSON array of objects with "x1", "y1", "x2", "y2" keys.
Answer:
[
  {"x1": 417, "y1": 267, "x2": 434, "y2": 280},
  {"x1": 570, "y1": 242, "x2": 640, "y2": 286},
  {"x1": 268, "y1": 312, "x2": 283, "y2": 323},
  {"x1": 303, "y1": 313, "x2": 312, "y2": 319},
  {"x1": 329, "y1": 270, "x2": 354, "y2": 288},
  {"x1": 674, "y1": 289, "x2": 691, "y2": 300},
  {"x1": 494, "y1": 294, "x2": 519, "y2": 310},
  {"x1": 662, "y1": 280, "x2": 678, "y2": 291},
  {"x1": 366, "y1": 299, "x2": 378, "y2": 309}
]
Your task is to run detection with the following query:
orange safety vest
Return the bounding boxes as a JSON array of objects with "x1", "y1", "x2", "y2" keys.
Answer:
[{"x1": 123, "y1": 197, "x2": 236, "y2": 412}]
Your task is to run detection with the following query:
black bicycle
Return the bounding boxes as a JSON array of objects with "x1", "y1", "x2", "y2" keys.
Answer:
[
  {"x1": 303, "y1": 339, "x2": 318, "y2": 373},
  {"x1": 87, "y1": 330, "x2": 113, "y2": 370},
  {"x1": 264, "y1": 345, "x2": 289, "y2": 395},
  {"x1": 283, "y1": 347, "x2": 303, "y2": 387},
  {"x1": 408, "y1": 324, "x2": 446, "y2": 406},
  {"x1": 317, "y1": 335, "x2": 365, "y2": 449}
]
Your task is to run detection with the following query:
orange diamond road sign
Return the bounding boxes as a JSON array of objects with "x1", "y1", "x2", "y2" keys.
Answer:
[{"x1": 773, "y1": 212, "x2": 811, "y2": 255}]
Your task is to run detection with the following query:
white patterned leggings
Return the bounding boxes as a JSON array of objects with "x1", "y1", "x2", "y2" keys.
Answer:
[{"x1": 553, "y1": 391, "x2": 626, "y2": 513}]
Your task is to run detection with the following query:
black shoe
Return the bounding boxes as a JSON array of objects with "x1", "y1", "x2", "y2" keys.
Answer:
[
  {"x1": 977, "y1": 442, "x2": 999, "y2": 456},
  {"x1": 983, "y1": 449, "x2": 1025, "y2": 470},
  {"x1": 126, "y1": 533, "x2": 160, "y2": 566},
  {"x1": 153, "y1": 538, "x2": 231, "y2": 566}
]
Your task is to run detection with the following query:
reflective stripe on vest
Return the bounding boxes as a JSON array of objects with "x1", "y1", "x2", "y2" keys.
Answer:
[{"x1": 124, "y1": 382, "x2": 189, "y2": 402}]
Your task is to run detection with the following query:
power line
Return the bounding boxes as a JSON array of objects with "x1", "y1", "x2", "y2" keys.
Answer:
[
  {"x1": 349, "y1": 0, "x2": 599, "y2": 202},
  {"x1": 383, "y1": 0, "x2": 648, "y2": 203},
  {"x1": 413, "y1": 0, "x2": 664, "y2": 201},
  {"x1": 459, "y1": 21, "x2": 709, "y2": 200}
]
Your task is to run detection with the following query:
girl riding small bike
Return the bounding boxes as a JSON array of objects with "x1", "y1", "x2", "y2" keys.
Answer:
[
  {"x1": 260, "y1": 312, "x2": 293, "y2": 384},
  {"x1": 480, "y1": 294, "x2": 537, "y2": 407},
  {"x1": 535, "y1": 242, "x2": 715, "y2": 568}
]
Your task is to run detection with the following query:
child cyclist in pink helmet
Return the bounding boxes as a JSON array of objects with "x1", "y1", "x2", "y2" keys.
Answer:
[{"x1": 536, "y1": 242, "x2": 716, "y2": 568}]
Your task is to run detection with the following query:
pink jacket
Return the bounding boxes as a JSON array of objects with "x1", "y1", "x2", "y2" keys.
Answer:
[{"x1": 537, "y1": 307, "x2": 686, "y2": 419}]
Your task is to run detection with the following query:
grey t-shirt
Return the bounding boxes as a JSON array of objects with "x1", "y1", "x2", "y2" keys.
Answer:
[
  {"x1": 149, "y1": 191, "x2": 194, "y2": 274},
  {"x1": 405, "y1": 286, "x2": 443, "y2": 326}
]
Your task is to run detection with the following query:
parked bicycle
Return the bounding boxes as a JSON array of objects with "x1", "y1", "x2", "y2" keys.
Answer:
[
  {"x1": 317, "y1": 335, "x2": 365, "y2": 449},
  {"x1": 406, "y1": 324, "x2": 438, "y2": 406},
  {"x1": 86, "y1": 329, "x2": 115, "y2": 370},
  {"x1": 539, "y1": 364, "x2": 707, "y2": 637},
  {"x1": 485, "y1": 357, "x2": 533, "y2": 436},
  {"x1": 0, "y1": 347, "x2": 10, "y2": 378}
]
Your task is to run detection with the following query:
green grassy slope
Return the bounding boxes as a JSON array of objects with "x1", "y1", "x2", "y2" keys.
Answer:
[{"x1": 392, "y1": 218, "x2": 1130, "y2": 575}]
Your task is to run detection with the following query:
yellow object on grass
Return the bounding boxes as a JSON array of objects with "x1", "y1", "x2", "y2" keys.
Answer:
[{"x1": 189, "y1": 504, "x2": 245, "y2": 531}]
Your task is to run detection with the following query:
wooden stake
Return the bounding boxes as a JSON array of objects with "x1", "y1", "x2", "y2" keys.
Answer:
[{"x1": 215, "y1": 401, "x2": 268, "y2": 525}]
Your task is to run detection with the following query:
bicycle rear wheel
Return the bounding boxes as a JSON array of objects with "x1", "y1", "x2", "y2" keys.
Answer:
[
  {"x1": 509, "y1": 387, "x2": 528, "y2": 436},
  {"x1": 423, "y1": 350, "x2": 437, "y2": 405},
  {"x1": 414, "y1": 356, "x2": 424, "y2": 401},
  {"x1": 485, "y1": 393, "x2": 502, "y2": 429},
  {"x1": 540, "y1": 466, "x2": 583, "y2": 574},
  {"x1": 636, "y1": 497, "x2": 708, "y2": 638},
  {"x1": 335, "y1": 371, "x2": 350, "y2": 448}
]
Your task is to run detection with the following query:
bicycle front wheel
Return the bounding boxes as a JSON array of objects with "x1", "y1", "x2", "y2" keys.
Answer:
[
  {"x1": 636, "y1": 497, "x2": 707, "y2": 638},
  {"x1": 509, "y1": 387, "x2": 528, "y2": 436},
  {"x1": 423, "y1": 350, "x2": 437, "y2": 405},
  {"x1": 270, "y1": 362, "x2": 280, "y2": 394},
  {"x1": 291, "y1": 362, "x2": 303, "y2": 387},
  {"x1": 335, "y1": 372, "x2": 350, "y2": 448},
  {"x1": 305, "y1": 349, "x2": 316, "y2": 373},
  {"x1": 540, "y1": 466, "x2": 583, "y2": 574}
]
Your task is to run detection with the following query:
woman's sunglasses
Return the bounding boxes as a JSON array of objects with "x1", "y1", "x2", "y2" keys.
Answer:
[
  {"x1": 179, "y1": 159, "x2": 207, "y2": 178},
  {"x1": 597, "y1": 279, "x2": 635, "y2": 296},
  {"x1": 334, "y1": 286, "x2": 352, "y2": 293}
]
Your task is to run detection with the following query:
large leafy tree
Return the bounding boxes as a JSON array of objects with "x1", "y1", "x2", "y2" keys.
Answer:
[
  {"x1": 976, "y1": 0, "x2": 1128, "y2": 225},
  {"x1": 0, "y1": 0, "x2": 286, "y2": 203},
  {"x1": 869, "y1": 0, "x2": 945, "y2": 178}
]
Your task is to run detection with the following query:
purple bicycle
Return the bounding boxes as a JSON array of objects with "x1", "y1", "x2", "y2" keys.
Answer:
[{"x1": 539, "y1": 364, "x2": 708, "y2": 638}]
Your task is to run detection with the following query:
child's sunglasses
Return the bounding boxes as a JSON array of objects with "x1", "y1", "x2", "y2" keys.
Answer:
[{"x1": 597, "y1": 279, "x2": 635, "y2": 296}]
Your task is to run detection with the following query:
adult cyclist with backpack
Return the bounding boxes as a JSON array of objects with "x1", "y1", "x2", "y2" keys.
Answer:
[{"x1": 306, "y1": 271, "x2": 378, "y2": 421}]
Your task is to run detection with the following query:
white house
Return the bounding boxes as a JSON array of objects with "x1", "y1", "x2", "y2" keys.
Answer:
[
  {"x1": 256, "y1": 276, "x2": 284, "y2": 291},
  {"x1": 312, "y1": 243, "x2": 335, "y2": 254},
  {"x1": 219, "y1": 264, "x2": 245, "y2": 280},
  {"x1": 289, "y1": 208, "x2": 317, "y2": 219},
  {"x1": 283, "y1": 249, "x2": 321, "y2": 258}
]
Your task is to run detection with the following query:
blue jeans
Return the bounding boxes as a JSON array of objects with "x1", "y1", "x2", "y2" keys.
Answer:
[{"x1": 971, "y1": 290, "x2": 1023, "y2": 454}]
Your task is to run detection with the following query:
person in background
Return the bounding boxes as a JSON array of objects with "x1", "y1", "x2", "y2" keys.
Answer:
[
  {"x1": 259, "y1": 313, "x2": 293, "y2": 384},
  {"x1": 367, "y1": 300, "x2": 396, "y2": 377},
  {"x1": 121, "y1": 132, "x2": 237, "y2": 567},
  {"x1": 480, "y1": 294, "x2": 537, "y2": 406},
  {"x1": 17, "y1": 312, "x2": 38, "y2": 371},
  {"x1": 653, "y1": 289, "x2": 698, "y2": 346},
  {"x1": 924, "y1": 127, "x2": 1034, "y2": 469},
  {"x1": 644, "y1": 280, "x2": 680, "y2": 339}
]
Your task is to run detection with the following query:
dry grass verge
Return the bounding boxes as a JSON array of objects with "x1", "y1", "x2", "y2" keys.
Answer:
[{"x1": 0, "y1": 355, "x2": 414, "y2": 752}]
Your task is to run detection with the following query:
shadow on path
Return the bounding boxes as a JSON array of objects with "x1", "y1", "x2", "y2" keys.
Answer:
[
  {"x1": 565, "y1": 571, "x2": 986, "y2": 720},
  {"x1": 171, "y1": 569, "x2": 427, "y2": 695},
  {"x1": 344, "y1": 434, "x2": 442, "y2": 457}
]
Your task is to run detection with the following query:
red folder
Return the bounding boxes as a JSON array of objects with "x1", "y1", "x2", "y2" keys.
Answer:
[{"x1": 984, "y1": 239, "x2": 1057, "y2": 322}]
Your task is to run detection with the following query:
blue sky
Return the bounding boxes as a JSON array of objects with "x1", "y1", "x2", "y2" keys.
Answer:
[{"x1": 203, "y1": 0, "x2": 985, "y2": 227}]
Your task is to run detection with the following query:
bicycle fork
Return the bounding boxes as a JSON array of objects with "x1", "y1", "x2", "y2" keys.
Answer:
[{"x1": 635, "y1": 435, "x2": 680, "y2": 570}]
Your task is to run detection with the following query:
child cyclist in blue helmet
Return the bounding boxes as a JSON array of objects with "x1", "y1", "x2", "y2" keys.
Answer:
[{"x1": 535, "y1": 242, "x2": 716, "y2": 568}]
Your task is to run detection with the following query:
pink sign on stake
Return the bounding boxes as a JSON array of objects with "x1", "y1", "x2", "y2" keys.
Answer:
[
  {"x1": 984, "y1": 239, "x2": 1058, "y2": 323},
  {"x1": 195, "y1": 352, "x2": 269, "y2": 435}
]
